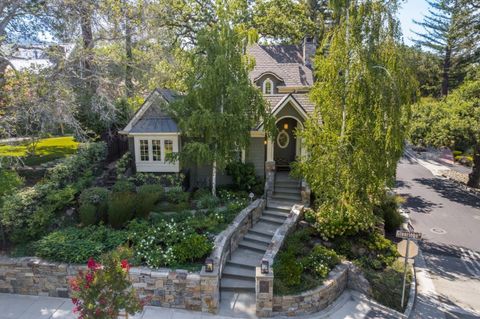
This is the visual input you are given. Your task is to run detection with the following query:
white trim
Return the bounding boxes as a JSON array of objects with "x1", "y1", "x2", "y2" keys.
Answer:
[
  {"x1": 275, "y1": 115, "x2": 304, "y2": 129},
  {"x1": 263, "y1": 78, "x2": 274, "y2": 95},
  {"x1": 253, "y1": 71, "x2": 283, "y2": 82},
  {"x1": 257, "y1": 94, "x2": 308, "y2": 130},
  {"x1": 134, "y1": 134, "x2": 180, "y2": 173},
  {"x1": 276, "y1": 130, "x2": 290, "y2": 149}
]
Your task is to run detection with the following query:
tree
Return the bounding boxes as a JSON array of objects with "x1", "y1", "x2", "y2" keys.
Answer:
[
  {"x1": 413, "y1": 0, "x2": 479, "y2": 96},
  {"x1": 403, "y1": 45, "x2": 443, "y2": 97},
  {"x1": 410, "y1": 69, "x2": 480, "y2": 187},
  {"x1": 296, "y1": 0, "x2": 417, "y2": 239},
  {"x1": 172, "y1": 2, "x2": 272, "y2": 196}
]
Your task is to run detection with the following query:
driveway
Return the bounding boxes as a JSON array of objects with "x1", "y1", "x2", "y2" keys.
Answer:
[{"x1": 396, "y1": 155, "x2": 480, "y2": 319}]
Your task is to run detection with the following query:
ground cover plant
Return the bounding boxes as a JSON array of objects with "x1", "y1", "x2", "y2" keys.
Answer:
[
  {"x1": 273, "y1": 227, "x2": 340, "y2": 295},
  {"x1": 0, "y1": 136, "x2": 79, "y2": 166}
]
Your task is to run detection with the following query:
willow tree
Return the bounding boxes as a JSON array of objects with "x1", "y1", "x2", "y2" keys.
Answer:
[
  {"x1": 172, "y1": 3, "x2": 271, "y2": 196},
  {"x1": 296, "y1": 0, "x2": 417, "y2": 239}
]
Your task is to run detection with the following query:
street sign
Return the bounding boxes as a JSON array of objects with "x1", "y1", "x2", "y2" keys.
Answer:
[
  {"x1": 397, "y1": 239, "x2": 419, "y2": 258},
  {"x1": 396, "y1": 230, "x2": 422, "y2": 240}
]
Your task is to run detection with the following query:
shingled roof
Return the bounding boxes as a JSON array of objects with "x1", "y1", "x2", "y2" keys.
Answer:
[{"x1": 247, "y1": 44, "x2": 314, "y2": 87}]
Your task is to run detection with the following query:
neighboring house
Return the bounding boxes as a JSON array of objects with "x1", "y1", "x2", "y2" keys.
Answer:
[{"x1": 120, "y1": 39, "x2": 317, "y2": 188}]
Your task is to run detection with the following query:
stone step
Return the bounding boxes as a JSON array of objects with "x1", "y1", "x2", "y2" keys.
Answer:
[
  {"x1": 263, "y1": 209, "x2": 290, "y2": 219},
  {"x1": 275, "y1": 173, "x2": 299, "y2": 182},
  {"x1": 230, "y1": 248, "x2": 264, "y2": 267},
  {"x1": 259, "y1": 215, "x2": 285, "y2": 226},
  {"x1": 272, "y1": 191, "x2": 301, "y2": 199},
  {"x1": 244, "y1": 233, "x2": 272, "y2": 245},
  {"x1": 250, "y1": 222, "x2": 278, "y2": 237},
  {"x1": 220, "y1": 278, "x2": 255, "y2": 292},
  {"x1": 248, "y1": 227, "x2": 276, "y2": 239},
  {"x1": 238, "y1": 240, "x2": 268, "y2": 253},
  {"x1": 274, "y1": 186, "x2": 301, "y2": 194},
  {"x1": 225, "y1": 260, "x2": 256, "y2": 271},
  {"x1": 267, "y1": 201, "x2": 295, "y2": 211},
  {"x1": 222, "y1": 264, "x2": 256, "y2": 281},
  {"x1": 275, "y1": 180, "x2": 301, "y2": 188}
]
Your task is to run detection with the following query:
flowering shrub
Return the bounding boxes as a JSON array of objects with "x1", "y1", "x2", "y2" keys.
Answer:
[
  {"x1": 70, "y1": 249, "x2": 145, "y2": 319},
  {"x1": 116, "y1": 152, "x2": 132, "y2": 179},
  {"x1": 302, "y1": 245, "x2": 340, "y2": 279},
  {"x1": 128, "y1": 172, "x2": 185, "y2": 187}
]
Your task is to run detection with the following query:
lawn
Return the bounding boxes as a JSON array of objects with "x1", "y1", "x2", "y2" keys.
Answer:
[{"x1": 0, "y1": 136, "x2": 80, "y2": 166}]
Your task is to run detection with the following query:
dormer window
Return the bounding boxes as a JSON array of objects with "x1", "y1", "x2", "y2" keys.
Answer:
[{"x1": 263, "y1": 78, "x2": 274, "y2": 95}]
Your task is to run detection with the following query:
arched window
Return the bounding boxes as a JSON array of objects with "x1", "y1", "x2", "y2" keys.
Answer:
[{"x1": 263, "y1": 78, "x2": 274, "y2": 95}]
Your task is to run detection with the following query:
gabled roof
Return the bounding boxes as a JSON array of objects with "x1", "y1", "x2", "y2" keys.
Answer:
[
  {"x1": 120, "y1": 88, "x2": 180, "y2": 134},
  {"x1": 247, "y1": 44, "x2": 314, "y2": 87}
]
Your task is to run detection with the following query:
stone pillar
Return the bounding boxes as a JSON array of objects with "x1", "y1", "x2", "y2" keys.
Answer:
[
  {"x1": 256, "y1": 267, "x2": 274, "y2": 317},
  {"x1": 200, "y1": 267, "x2": 219, "y2": 314},
  {"x1": 265, "y1": 161, "x2": 275, "y2": 199},
  {"x1": 301, "y1": 179, "x2": 311, "y2": 206}
]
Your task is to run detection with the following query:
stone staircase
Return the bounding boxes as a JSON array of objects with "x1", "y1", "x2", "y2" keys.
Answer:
[{"x1": 220, "y1": 172, "x2": 301, "y2": 293}]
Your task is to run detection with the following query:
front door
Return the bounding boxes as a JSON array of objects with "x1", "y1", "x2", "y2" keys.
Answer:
[{"x1": 274, "y1": 118, "x2": 297, "y2": 171}]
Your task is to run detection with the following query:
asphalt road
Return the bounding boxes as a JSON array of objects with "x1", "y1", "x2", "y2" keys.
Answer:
[{"x1": 396, "y1": 155, "x2": 480, "y2": 319}]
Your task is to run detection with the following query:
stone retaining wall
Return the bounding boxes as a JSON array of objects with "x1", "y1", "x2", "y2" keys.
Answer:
[
  {"x1": 0, "y1": 256, "x2": 219, "y2": 312},
  {"x1": 272, "y1": 262, "x2": 349, "y2": 316}
]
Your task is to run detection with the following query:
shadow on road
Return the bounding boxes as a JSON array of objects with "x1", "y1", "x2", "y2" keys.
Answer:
[
  {"x1": 413, "y1": 178, "x2": 480, "y2": 209},
  {"x1": 397, "y1": 193, "x2": 442, "y2": 214}
]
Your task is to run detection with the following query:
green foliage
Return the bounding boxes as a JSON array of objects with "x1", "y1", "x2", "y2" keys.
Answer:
[
  {"x1": 34, "y1": 225, "x2": 128, "y2": 263},
  {"x1": 274, "y1": 251, "x2": 303, "y2": 288},
  {"x1": 374, "y1": 194, "x2": 404, "y2": 233},
  {"x1": 116, "y1": 152, "x2": 132, "y2": 179},
  {"x1": 70, "y1": 249, "x2": 144, "y2": 318},
  {"x1": 172, "y1": 233, "x2": 213, "y2": 264},
  {"x1": 196, "y1": 193, "x2": 221, "y2": 209},
  {"x1": 0, "y1": 142, "x2": 107, "y2": 244},
  {"x1": 128, "y1": 173, "x2": 185, "y2": 187},
  {"x1": 365, "y1": 260, "x2": 412, "y2": 312},
  {"x1": 165, "y1": 186, "x2": 189, "y2": 204},
  {"x1": 0, "y1": 169, "x2": 23, "y2": 198},
  {"x1": 112, "y1": 180, "x2": 136, "y2": 193},
  {"x1": 79, "y1": 203, "x2": 97, "y2": 226},
  {"x1": 225, "y1": 161, "x2": 260, "y2": 192},
  {"x1": 172, "y1": 6, "x2": 273, "y2": 195},
  {"x1": 107, "y1": 192, "x2": 136, "y2": 228},
  {"x1": 303, "y1": 245, "x2": 341, "y2": 278},
  {"x1": 135, "y1": 184, "x2": 163, "y2": 218},
  {"x1": 295, "y1": 1, "x2": 417, "y2": 239}
]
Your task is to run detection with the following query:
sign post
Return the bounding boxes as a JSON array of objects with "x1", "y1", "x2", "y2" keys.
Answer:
[{"x1": 396, "y1": 229, "x2": 422, "y2": 309}]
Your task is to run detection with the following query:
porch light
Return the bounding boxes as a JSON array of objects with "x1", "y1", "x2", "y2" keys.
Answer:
[
  {"x1": 261, "y1": 259, "x2": 269, "y2": 274},
  {"x1": 205, "y1": 258, "x2": 214, "y2": 272},
  {"x1": 264, "y1": 139, "x2": 267, "y2": 145},
  {"x1": 249, "y1": 192, "x2": 255, "y2": 202},
  {"x1": 283, "y1": 123, "x2": 289, "y2": 130}
]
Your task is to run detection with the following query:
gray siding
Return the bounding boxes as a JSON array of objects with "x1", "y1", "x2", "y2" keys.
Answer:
[
  {"x1": 189, "y1": 164, "x2": 232, "y2": 188},
  {"x1": 247, "y1": 137, "x2": 265, "y2": 177},
  {"x1": 276, "y1": 102, "x2": 306, "y2": 123}
]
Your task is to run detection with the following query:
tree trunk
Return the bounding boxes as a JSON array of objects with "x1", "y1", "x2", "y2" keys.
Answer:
[
  {"x1": 212, "y1": 159, "x2": 217, "y2": 197},
  {"x1": 467, "y1": 143, "x2": 480, "y2": 188},
  {"x1": 0, "y1": 58, "x2": 9, "y2": 107},
  {"x1": 125, "y1": 13, "x2": 133, "y2": 99},
  {"x1": 441, "y1": 45, "x2": 451, "y2": 96}
]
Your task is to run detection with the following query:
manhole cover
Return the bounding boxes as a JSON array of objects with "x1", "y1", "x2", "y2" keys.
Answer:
[{"x1": 430, "y1": 227, "x2": 447, "y2": 234}]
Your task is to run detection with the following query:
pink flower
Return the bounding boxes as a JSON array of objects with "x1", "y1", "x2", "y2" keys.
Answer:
[
  {"x1": 85, "y1": 272, "x2": 94, "y2": 284},
  {"x1": 121, "y1": 259, "x2": 130, "y2": 271},
  {"x1": 73, "y1": 305, "x2": 79, "y2": 313},
  {"x1": 87, "y1": 257, "x2": 96, "y2": 270}
]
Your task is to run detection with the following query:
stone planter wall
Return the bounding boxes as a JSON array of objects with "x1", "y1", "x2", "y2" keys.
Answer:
[
  {"x1": 0, "y1": 256, "x2": 220, "y2": 312},
  {"x1": 272, "y1": 262, "x2": 349, "y2": 316}
]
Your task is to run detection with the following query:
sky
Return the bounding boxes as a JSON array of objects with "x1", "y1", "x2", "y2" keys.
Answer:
[{"x1": 397, "y1": 0, "x2": 430, "y2": 46}]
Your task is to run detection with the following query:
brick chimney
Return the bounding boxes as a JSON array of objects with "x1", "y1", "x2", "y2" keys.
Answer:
[{"x1": 302, "y1": 37, "x2": 316, "y2": 68}]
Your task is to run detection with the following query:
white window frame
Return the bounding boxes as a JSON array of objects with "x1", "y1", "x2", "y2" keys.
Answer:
[
  {"x1": 133, "y1": 134, "x2": 180, "y2": 172},
  {"x1": 263, "y1": 78, "x2": 274, "y2": 95}
]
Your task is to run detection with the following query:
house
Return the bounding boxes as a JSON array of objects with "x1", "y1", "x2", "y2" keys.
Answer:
[{"x1": 120, "y1": 39, "x2": 316, "y2": 192}]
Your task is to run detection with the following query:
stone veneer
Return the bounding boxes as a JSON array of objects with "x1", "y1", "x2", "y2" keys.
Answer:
[
  {"x1": 0, "y1": 199, "x2": 266, "y2": 314},
  {"x1": 272, "y1": 262, "x2": 349, "y2": 316}
]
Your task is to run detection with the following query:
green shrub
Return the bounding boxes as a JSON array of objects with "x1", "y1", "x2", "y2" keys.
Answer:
[
  {"x1": 0, "y1": 169, "x2": 23, "y2": 198},
  {"x1": 79, "y1": 203, "x2": 97, "y2": 226},
  {"x1": 78, "y1": 187, "x2": 110, "y2": 223},
  {"x1": 302, "y1": 245, "x2": 340, "y2": 279},
  {"x1": 273, "y1": 251, "x2": 303, "y2": 288},
  {"x1": 366, "y1": 260, "x2": 412, "y2": 312},
  {"x1": 193, "y1": 188, "x2": 211, "y2": 200},
  {"x1": 172, "y1": 233, "x2": 212, "y2": 264},
  {"x1": 116, "y1": 152, "x2": 132, "y2": 179},
  {"x1": 135, "y1": 185, "x2": 163, "y2": 219},
  {"x1": 0, "y1": 143, "x2": 107, "y2": 244},
  {"x1": 196, "y1": 193, "x2": 221, "y2": 209},
  {"x1": 225, "y1": 161, "x2": 259, "y2": 191},
  {"x1": 34, "y1": 225, "x2": 128, "y2": 263},
  {"x1": 374, "y1": 195, "x2": 404, "y2": 233},
  {"x1": 165, "y1": 187, "x2": 189, "y2": 204},
  {"x1": 128, "y1": 173, "x2": 184, "y2": 187},
  {"x1": 112, "y1": 180, "x2": 136, "y2": 193},
  {"x1": 108, "y1": 192, "x2": 136, "y2": 228}
]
